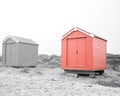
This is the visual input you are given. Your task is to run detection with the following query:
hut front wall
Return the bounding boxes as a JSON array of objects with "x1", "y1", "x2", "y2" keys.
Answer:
[
  {"x1": 66, "y1": 31, "x2": 87, "y2": 38},
  {"x1": 18, "y1": 43, "x2": 38, "y2": 66},
  {"x1": 2, "y1": 44, "x2": 6, "y2": 65},
  {"x1": 2, "y1": 43, "x2": 18, "y2": 66},
  {"x1": 61, "y1": 39, "x2": 67, "y2": 69},
  {"x1": 61, "y1": 31, "x2": 94, "y2": 70}
]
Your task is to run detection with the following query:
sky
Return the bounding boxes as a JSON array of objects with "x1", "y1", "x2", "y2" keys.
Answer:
[{"x1": 0, "y1": 0, "x2": 120, "y2": 55}]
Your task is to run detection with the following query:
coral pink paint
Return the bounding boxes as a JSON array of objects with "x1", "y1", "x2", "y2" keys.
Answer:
[{"x1": 61, "y1": 27, "x2": 107, "y2": 71}]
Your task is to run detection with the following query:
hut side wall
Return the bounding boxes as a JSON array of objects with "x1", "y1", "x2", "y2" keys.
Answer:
[
  {"x1": 93, "y1": 37, "x2": 107, "y2": 70},
  {"x1": 18, "y1": 43, "x2": 38, "y2": 66}
]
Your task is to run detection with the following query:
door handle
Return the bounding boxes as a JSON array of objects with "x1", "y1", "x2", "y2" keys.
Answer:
[{"x1": 76, "y1": 50, "x2": 78, "y2": 54}]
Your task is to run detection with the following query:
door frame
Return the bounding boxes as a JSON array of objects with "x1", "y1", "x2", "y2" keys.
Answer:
[{"x1": 66, "y1": 36, "x2": 87, "y2": 68}]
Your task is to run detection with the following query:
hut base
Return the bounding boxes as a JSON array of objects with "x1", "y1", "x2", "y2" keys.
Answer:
[{"x1": 64, "y1": 70, "x2": 104, "y2": 78}]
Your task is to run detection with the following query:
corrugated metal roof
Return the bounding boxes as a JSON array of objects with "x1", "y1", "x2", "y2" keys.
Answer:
[
  {"x1": 3, "y1": 36, "x2": 38, "y2": 45},
  {"x1": 62, "y1": 27, "x2": 107, "y2": 41}
]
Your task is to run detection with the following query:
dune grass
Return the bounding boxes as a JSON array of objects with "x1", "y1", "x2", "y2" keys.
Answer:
[{"x1": 97, "y1": 53, "x2": 120, "y2": 87}]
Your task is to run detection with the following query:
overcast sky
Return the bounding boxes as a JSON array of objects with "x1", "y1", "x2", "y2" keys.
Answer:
[{"x1": 0, "y1": 0, "x2": 120, "y2": 55}]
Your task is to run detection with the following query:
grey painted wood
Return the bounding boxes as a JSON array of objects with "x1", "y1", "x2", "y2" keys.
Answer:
[{"x1": 2, "y1": 36, "x2": 38, "y2": 67}]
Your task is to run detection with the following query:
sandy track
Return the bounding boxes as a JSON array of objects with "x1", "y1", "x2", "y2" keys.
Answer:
[{"x1": 0, "y1": 66, "x2": 119, "y2": 96}]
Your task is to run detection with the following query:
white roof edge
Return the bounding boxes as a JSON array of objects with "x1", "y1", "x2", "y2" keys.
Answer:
[
  {"x1": 2, "y1": 36, "x2": 19, "y2": 43},
  {"x1": 2, "y1": 36, "x2": 9, "y2": 43},
  {"x1": 89, "y1": 33, "x2": 94, "y2": 37},
  {"x1": 62, "y1": 27, "x2": 107, "y2": 41},
  {"x1": 2, "y1": 36, "x2": 38, "y2": 44},
  {"x1": 62, "y1": 27, "x2": 95, "y2": 39},
  {"x1": 11, "y1": 36, "x2": 19, "y2": 43}
]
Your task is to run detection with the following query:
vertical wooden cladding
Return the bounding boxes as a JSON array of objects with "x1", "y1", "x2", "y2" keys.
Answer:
[
  {"x1": 93, "y1": 37, "x2": 107, "y2": 70},
  {"x1": 62, "y1": 30, "x2": 89, "y2": 70},
  {"x1": 5, "y1": 43, "x2": 18, "y2": 66},
  {"x1": 61, "y1": 39, "x2": 66, "y2": 68},
  {"x1": 3, "y1": 38, "x2": 19, "y2": 66},
  {"x1": 61, "y1": 27, "x2": 107, "y2": 71},
  {"x1": 2, "y1": 36, "x2": 38, "y2": 67},
  {"x1": 86, "y1": 37, "x2": 93, "y2": 70},
  {"x1": 18, "y1": 43, "x2": 38, "y2": 66},
  {"x1": 66, "y1": 37, "x2": 87, "y2": 68},
  {"x1": 72, "y1": 37, "x2": 87, "y2": 68},
  {"x1": 67, "y1": 38, "x2": 77, "y2": 67}
]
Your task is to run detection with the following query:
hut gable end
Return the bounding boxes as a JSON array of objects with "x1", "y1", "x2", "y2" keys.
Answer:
[
  {"x1": 62, "y1": 27, "x2": 91, "y2": 39},
  {"x1": 65, "y1": 31, "x2": 88, "y2": 39},
  {"x1": 4, "y1": 38, "x2": 16, "y2": 44},
  {"x1": 62, "y1": 27, "x2": 107, "y2": 41},
  {"x1": 3, "y1": 36, "x2": 38, "y2": 45}
]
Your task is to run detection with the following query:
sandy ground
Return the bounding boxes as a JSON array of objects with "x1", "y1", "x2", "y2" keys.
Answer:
[{"x1": 0, "y1": 64, "x2": 120, "y2": 96}]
